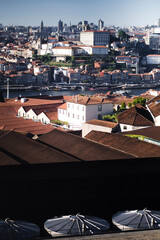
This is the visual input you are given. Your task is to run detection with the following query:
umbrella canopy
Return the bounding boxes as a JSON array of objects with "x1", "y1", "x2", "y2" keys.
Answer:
[
  {"x1": 112, "y1": 209, "x2": 160, "y2": 231},
  {"x1": 0, "y1": 218, "x2": 40, "y2": 240},
  {"x1": 44, "y1": 213, "x2": 110, "y2": 237}
]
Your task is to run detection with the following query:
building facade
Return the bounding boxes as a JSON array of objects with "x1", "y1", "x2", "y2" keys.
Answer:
[
  {"x1": 58, "y1": 96, "x2": 113, "y2": 130},
  {"x1": 80, "y1": 30, "x2": 110, "y2": 46}
]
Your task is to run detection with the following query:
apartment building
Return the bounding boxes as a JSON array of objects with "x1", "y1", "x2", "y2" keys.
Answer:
[
  {"x1": 58, "y1": 96, "x2": 113, "y2": 129},
  {"x1": 80, "y1": 30, "x2": 110, "y2": 46},
  {"x1": 147, "y1": 55, "x2": 160, "y2": 65}
]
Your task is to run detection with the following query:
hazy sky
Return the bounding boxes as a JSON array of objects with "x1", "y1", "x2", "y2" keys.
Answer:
[{"x1": 1, "y1": 0, "x2": 160, "y2": 27}]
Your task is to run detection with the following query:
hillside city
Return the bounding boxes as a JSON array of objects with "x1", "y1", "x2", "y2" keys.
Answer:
[
  {"x1": 1, "y1": 18, "x2": 160, "y2": 89},
  {"x1": 1, "y1": 18, "x2": 160, "y2": 240}
]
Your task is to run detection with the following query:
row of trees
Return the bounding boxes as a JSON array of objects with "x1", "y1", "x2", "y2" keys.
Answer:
[{"x1": 103, "y1": 97, "x2": 147, "y2": 123}]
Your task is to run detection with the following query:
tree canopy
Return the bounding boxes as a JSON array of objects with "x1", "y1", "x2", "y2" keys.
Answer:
[
  {"x1": 132, "y1": 97, "x2": 146, "y2": 107},
  {"x1": 118, "y1": 30, "x2": 130, "y2": 41}
]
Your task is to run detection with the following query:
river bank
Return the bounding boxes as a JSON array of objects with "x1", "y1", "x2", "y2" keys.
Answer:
[{"x1": 1, "y1": 84, "x2": 160, "y2": 98}]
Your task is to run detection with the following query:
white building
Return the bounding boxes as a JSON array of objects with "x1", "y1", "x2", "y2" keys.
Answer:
[
  {"x1": 80, "y1": 30, "x2": 110, "y2": 46},
  {"x1": 82, "y1": 119, "x2": 118, "y2": 138},
  {"x1": 147, "y1": 55, "x2": 160, "y2": 65},
  {"x1": 144, "y1": 34, "x2": 160, "y2": 51},
  {"x1": 147, "y1": 95, "x2": 160, "y2": 126},
  {"x1": 38, "y1": 111, "x2": 57, "y2": 124},
  {"x1": 58, "y1": 96, "x2": 113, "y2": 130},
  {"x1": 118, "y1": 104, "x2": 154, "y2": 132},
  {"x1": 52, "y1": 47, "x2": 74, "y2": 56}
]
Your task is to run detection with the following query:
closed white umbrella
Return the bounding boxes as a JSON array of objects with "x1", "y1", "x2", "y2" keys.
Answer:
[
  {"x1": 112, "y1": 209, "x2": 160, "y2": 231},
  {"x1": 0, "y1": 218, "x2": 40, "y2": 240},
  {"x1": 44, "y1": 213, "x2": 110, "y2": 237}
]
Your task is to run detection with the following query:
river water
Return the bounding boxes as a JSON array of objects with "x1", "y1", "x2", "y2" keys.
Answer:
[{"x1": 2, "y1": 87, "x2": 160, "y2": 99}]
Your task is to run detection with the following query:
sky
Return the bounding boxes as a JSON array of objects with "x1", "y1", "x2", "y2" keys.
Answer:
[{"x1": 1, "y1": 0, "x2": 160, "y2": 27}]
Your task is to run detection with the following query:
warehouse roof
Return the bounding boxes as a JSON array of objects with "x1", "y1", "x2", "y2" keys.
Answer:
[
  {"x1": 85, "y1": 130, "x2": 160, "y2": 158},
  {"x1": 117, "y1": 104, "x2": 154, "y2": 126},
  {"x1": 38, "y1": 129, "x2": 135, "y2": 161}
]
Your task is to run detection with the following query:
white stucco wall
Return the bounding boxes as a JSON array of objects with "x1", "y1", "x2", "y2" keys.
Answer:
[
  {"x1": 58, "y1": 109, "x2": 67, "y2": 122},
  {"x1": 120, "y1": 123, "x2": 149, "y2": 132},
  {"x1": 154, "y1": 116, "x2": 160, "y2": 126},
  {"x1": 58, "y1": 102, "x2": 113, "y2": 129},
  {"x1": 26, "y1": 109, "x2": 38, "y2": 120},
  {"x1": 38, "y1": 112, "x2": 50, "y2": 124},
  {"x1": 86, "y1": 103, "x2": 113, "y2": 122},
  {"x1": 18, "y1": 107, "x2": 26, "y2": 117},
  {"x1": 67, "y1": 102, "x2": 86, "y2": 125},
  {"x1": 52, "y1": 48, "x2": 73, "y2": 56},
  {"x1": 82, "y1": 123, "x2": 113, "y2": 138}
]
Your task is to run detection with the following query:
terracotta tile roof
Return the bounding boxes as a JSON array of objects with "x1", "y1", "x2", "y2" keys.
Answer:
[
  {"x1": 67, "y1": 95, "x2": 112, "y2": 105},
  {"x1": 92, "y1": 46, "x2": 107, "y2": 48},
  {"x1": 0, "y1": 130, "x2": 80, "y2": 165},
  {"x1": 85, "y1": 119, "x2": 117, "y2": 128},
  {"x1": 38, "y1": 129, "x2": 134, "y2": 161},
  {"x1": 147, "y1": 101, "x2": 160, "y2": 118},
  {"x1": 23, "y1": 104, "x2": 61, "y2": 115},
  {"x1": 57, "y1": 103, "x2": 67, "y2": 110},
  {"x1": 85, "y1": 131, "x2": 160, "y2": 158},
  {"x1": 0, "y1": 98, "x2": 64, "y2": 116},
  {"x1": 0, "y1": 115, "x2": 54, "y2": 135},
  {"x1": 43, "y1": 111, "x2": 58, "y2": 121},
  {"x1": 109, "y1": 96, "x2": 132, "y2": 105},
  {"x1": 117, "y1": 104, "x2": 154, "y2": 126},
  {"x1": 147, "y1": 94, "x2": 160, "y2": 104},
  {"x1": 119, "y1": 126, "x2": 160, "y2": 142}
]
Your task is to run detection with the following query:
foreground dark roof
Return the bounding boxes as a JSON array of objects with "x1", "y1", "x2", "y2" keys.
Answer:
[
  {"x1": 0, "y1": 130, "x2": 80, "y2": 165},
  {"x1": 117, "y1": 104, "x2": 154, "y2": 126},
  {"x1": 85, "y1": 130, "x2": 160, "y2": 158},
  {"x1": 38, "y1": 129, "x2": 134, "y2": 161}
]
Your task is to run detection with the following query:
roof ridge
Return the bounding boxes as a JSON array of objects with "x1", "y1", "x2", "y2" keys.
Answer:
[
  {"x1": 86, "y1": 136, "x2": 138, "y2": 158},
  {"x1": 136, "y1": 111, "x2": 154, "y2": 125}
]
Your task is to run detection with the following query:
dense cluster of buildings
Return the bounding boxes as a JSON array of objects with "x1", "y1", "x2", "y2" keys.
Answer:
[
  {"x1": 2, "y1": 18, "x2": 160, "y2": 87},
  {"x1": 2, "y1": 19, "x2": 160, "y2": 238}
]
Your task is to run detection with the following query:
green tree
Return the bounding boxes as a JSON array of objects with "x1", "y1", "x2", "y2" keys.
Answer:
[
  {"x1": 128, "y1": 102, "x2": 132, "y2": 108},
  {"x1": 118, "y1": 30, "x2": 130, "y2": 41},
  {"x1": 120, "y1": 102, "x2": 126, "y2": 110},
  {"x1": 132, "y1": 97, "x2": 146, "y2": 107},
  {"x1": 103, "y1": 113, "x2": 118, "y2": 122}
]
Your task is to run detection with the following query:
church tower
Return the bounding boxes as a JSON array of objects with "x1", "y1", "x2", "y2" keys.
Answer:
[{"x1": 40, "y1": 20, "x2": 44, "y2": 44}]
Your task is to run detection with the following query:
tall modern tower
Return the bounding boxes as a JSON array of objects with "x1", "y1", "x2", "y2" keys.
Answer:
[
  {"x1": 98, "y1": 19, "x2": 104, "y2": 30},
  {"x1": 40, "y1": 20, "x2": 44, "y2": 44},
  {"x1": 58, "y1": 20, "x2": 63, "y2": 33}
]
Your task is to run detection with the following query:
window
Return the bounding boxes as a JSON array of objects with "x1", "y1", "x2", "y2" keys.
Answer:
[
  {"x1": 68, "y1": 113, "x2": 70, "y2": 117},
  {"x1": 59, "y1": 109, "x2": 61, "y2": 114},
  {"x1": 72, "y1": 104, "x2": 74, "y2": 109},
  {"x1": 77, "y1": 115, "x2": 79, "y2": 119},
  {"x1": 63, "y1": 110, "x2": 64, "y2": 114},
  {"x1": 73, "y1": 114, "x2": 75, "y2": 118},
  {"x1": 82, "y1": 116, "x2": 84, "y2": 121},
  {"x1": 68, "y1": 103, "x2": 70, "y2": 108},
  {"x1": 77, "y1": 105, "x2": 79, "y2": 110},
  {"x1": 98, "y1": 105, "x2": 102, "y2": 111},
  {"x1": 123, "y1": 126, "x2": 127, "y2": 130},
  {"x1": 82, "y1": 106, "x2": 84, "y2": 111},
  {"x1": 98, "y1": 114, "x2": 102, "y2": 120}
]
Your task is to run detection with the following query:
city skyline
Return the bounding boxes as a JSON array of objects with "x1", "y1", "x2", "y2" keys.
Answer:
[{"x1": 1, "y1": 0, "x2": 160, "y2": 27}]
